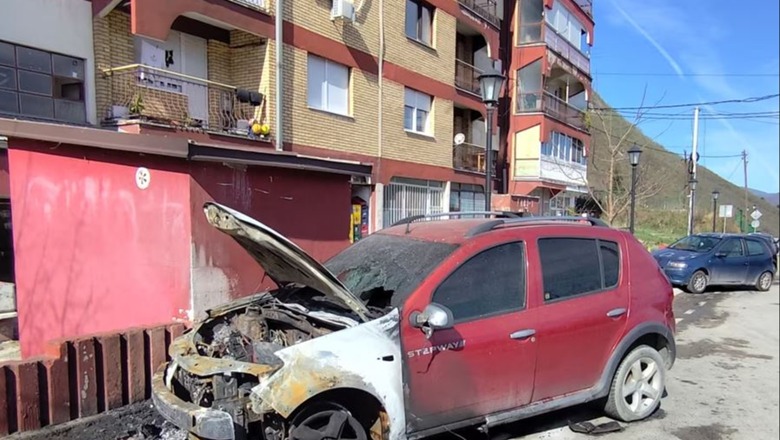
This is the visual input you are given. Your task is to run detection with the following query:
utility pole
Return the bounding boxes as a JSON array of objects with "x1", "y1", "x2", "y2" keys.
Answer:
[
  {"x1": 687, "y1": 106, "x2": 700, "y2": 235},
  {"x1": 742, "y1": 149, "x2": 749, "y2": 232}
]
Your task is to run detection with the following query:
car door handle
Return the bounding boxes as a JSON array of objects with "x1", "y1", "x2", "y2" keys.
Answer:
[
  {"x1": 607, "y1": 308, "x2": 627, "y2": 318},
  {"x1": 510, "y1": 329, "x2": 536, "y2": 340}
]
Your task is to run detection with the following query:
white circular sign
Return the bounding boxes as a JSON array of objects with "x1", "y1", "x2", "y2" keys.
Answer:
[
  {"x1": 135, "y1": 167, "x2": 151, "y2": 190},
  {"x1": 751, "y1": 220, "x2": 760, "y2": 228},
  {"x1": 454, "y1": 133, "x2": 465, "y2": 145}
]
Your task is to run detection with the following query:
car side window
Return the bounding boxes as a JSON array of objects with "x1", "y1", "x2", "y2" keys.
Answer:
[
  {"x1": 719, "y1": 239, "x2": 743, "y2": 257},
  {"x1": 746, "y1": 239, "x2": 766, "y2": 256},
  {"x1": 600, "y1": 240, "x2": 621, "y2": 288},
  {"x1": 432, "y1": 242, "x2": 525, "y2": 323},
  {"x1": 539, "y1": 238, "x2": 620, "y2": 302}
]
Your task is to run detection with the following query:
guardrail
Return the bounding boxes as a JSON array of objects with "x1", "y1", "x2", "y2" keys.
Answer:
[
  {"x1": 515, "y1": 91, "x2": 588, "y2": 131},
  {"x1": 455, "y1": 59, "x2": 482, "y2": 96},
  {"x1": 457, "y1": 0, "x2": 500, "y2": 27},
  {"x1": 544, "y1": 25, "x2": 590, "y2": 75},
  {"x1": 101, "y1": 64, "x2": 264, "y2": 136}
]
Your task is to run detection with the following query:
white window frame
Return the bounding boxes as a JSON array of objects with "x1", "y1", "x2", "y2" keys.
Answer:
[
  {"x1": 307, "y1": 54, "x2": 350, "y2": 116},
  {"x1": 404, "y1": 87, "x2": 432, "y2": 134}
]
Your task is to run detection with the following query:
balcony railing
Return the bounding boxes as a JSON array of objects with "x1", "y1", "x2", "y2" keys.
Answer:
[
  {"x1": 544, "y1": 24, "x2": 590, "y2": 75},
  {"x1": 457, "y1": 0, "x2": 500, "y2": 28},
  {"x1": 453, "y1": 142, "x2": 498, "y2": 174},
  {"x1": 101, "y1": 64, "x2": 265, "y2": 137},
  {"x1": 542, "y1": 91, "x2": 588, "y2": 131},
  {"x1": 455, "y1": 60, "x2": 482, "y2": 96},
  {"x1": 515, "y1": 91, "x2": 588, "y2": 132}
]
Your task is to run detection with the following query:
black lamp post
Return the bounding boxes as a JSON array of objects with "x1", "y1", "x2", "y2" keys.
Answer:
[
  {"x1": 711, "y1": 190, "x2": 720, "y2": 232},
  {"x1": 478, "y1": 67, "x2": 506, "y2": 211},
  {"x1": 627, "y1": 144, "x2": 642, "y2": 234}
]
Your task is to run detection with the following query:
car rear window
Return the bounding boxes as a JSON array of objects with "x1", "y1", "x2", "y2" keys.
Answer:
[{"x1": 324, "y1": 233, "x2": 458, "y2": 310}]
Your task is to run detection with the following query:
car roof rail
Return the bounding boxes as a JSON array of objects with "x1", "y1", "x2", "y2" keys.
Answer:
[
  {"x1": 392, "y1": 211, "x2": 521, "y2": 233},
  {"x1": 466, "y1": 215, "x2": 609, "y2": 237}
]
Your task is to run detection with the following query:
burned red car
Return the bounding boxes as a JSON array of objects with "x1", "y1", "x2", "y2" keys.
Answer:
[{"x1": 152, "y1": 203, "x2": 676, "y2": 440}]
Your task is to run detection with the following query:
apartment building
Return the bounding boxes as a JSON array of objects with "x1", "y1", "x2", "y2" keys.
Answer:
[
  {"x1": 88, "y1": 0, "x2": 514, "y2": 231},
  {"x1": 503, "y1": 0, "x2": 594, "y2": 215},
  {"x1": 0, "y1": 0, "x2": 516, "y2": 355}
]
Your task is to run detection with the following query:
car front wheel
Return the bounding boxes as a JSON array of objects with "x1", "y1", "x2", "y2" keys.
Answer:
[
  {"x1": 686, "y1": 270, "x2": 708, "y2": 294},
  {"x1": 604, "y1": 345, "x2": 666, "y2": 422}
]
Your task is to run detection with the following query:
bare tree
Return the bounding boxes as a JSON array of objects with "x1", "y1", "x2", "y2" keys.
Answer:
[{"x1": 551, "y1": 88, "x2": 669, "y2": 225}]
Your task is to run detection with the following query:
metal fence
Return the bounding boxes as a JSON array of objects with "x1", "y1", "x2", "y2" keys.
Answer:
[
  {"x1": 101, "y1": 64, "x2": 262, "y2": 135},
  {"x1": 453, "y1": 142, "x2": 497, "y2": 174},
  {"x1": 383, "y1": 181, "x2": 446, "y2": 228}
]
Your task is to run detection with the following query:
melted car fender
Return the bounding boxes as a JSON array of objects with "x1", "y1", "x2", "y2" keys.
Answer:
[{"x1": 251, "y1": 309, "x2": 406, "y2": 440}]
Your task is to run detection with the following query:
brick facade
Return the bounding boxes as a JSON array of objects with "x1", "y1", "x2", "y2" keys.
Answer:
[{"x1": 93, "y1": 5, "x2": 471, "y2": 171}]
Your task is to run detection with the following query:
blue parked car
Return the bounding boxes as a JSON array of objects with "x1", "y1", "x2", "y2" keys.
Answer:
[{"x1": 652, "y1": 233, "x2": 776, "y2": 294}]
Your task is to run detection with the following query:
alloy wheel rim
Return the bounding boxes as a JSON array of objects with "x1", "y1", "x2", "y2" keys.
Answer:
[
  {"x1": 622, "y1": 357, "x2": 662, "y2": 416},
  {"x1": 693, "y1": 274, "x2": 706, "y2": 291},
  {"x1": 760, "y1": 273, "x2": 772, "y2": 290}
]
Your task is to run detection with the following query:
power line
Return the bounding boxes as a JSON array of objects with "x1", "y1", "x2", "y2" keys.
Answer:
[
  {"x1": 590, "y1": 93, "x2": 780, "y2": 111},
  {"x1": 594, "y1": 72, "x2": 780, "y2": 78}
]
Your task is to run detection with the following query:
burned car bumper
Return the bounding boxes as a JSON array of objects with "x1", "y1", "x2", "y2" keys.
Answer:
[{"x1": 152, "y1": 368, "x2": 236, "y2": 440}]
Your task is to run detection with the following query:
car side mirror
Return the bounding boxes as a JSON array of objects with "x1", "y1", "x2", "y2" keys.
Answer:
[{"x1": 410, "y1": 303, "x2": 454, "y2": 339}]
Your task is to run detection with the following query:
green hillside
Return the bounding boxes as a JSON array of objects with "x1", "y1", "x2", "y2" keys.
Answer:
[{"x1": 585, "y1": 93, "x2": 779, "y2": 244}]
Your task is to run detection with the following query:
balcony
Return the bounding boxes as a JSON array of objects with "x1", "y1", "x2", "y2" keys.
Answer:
[
  {"x1": 515, "y1": 91, "x2": 588, "y2": 132},
  {"x1": 457, "y1": 0, "x2": 501, "y2": 28},
  {"x1": 101, "y1": 65, "x2": 267, "y2": 139},
  {"x1": 544, "y1": 24, "x2": 590, "y2": 75},
  {"x1": 455, "y1": 60, "x2": 482, "y2": 96},
  {"x1": 453, "y1": 142, "x2": 498, "y2": 174}
]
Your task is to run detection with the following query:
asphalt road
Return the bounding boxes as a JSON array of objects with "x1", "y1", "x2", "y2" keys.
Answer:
[
  {"x1": 498, "y1": 283, "x2": 780, "y2": 440},
  {"x1": 9, "y1": 285, "x2": 779, "y2": 440}
]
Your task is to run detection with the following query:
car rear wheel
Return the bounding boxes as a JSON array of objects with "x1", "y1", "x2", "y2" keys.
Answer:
[
  {"x1": 289, "y1": 402, "x2": 368, "y2": 440},
  {"x1": 756, "y1": 271, "x2": 774, "y2": 292},
  {"x1": 686, "y1": 270, "x2": 708, "y2": 294},
  {"x1": 604, "y1": 345, "x2": 666, "y2": 422}
]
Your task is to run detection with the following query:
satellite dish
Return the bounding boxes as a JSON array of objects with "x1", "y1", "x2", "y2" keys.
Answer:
[{"x1": 454, "y1": 133, "x2": 466, "y2": 145}]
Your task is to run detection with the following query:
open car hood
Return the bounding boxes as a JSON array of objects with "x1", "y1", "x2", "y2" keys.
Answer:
[{"x1": 203, "y1": 202, "x2": 370, "y2": 322}]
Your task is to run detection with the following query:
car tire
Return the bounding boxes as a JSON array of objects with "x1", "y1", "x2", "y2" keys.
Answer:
[
  {"x1": 289, "y1": 402, "x2": 368, "y2": 440},
  {"x1": 686, "y1": 270, "x2": 708, "y2": 294},
  {"x1": 604, "y1": 345, "x2": 666, "y2": 422},
  {"x1": 756, "y1": 271, "x2": 774, "y2": 292}
]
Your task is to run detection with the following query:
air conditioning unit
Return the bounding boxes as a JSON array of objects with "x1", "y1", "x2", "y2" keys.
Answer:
[{"x1": 331, "y1": 0, "x2": 355, "y2": 21}]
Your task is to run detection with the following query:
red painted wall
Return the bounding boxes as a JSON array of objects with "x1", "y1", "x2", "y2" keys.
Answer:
[
  {"x1": 8, "y1": 140, "x2": 192, "y2": 357},
  {"x1": 188, "y1": 163, "x2": 352, "y2": 317}
]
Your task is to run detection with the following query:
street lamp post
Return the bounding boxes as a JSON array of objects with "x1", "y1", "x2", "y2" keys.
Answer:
[
  {"x1": 711, "y1": 190, "x2": 720, "y2": 232},
  {"x1": 478, "y1": 67, "x2": 506, "y2": 211},
  {"x1": 627, "y1": 144, "x2": 642, "y2": 234}
]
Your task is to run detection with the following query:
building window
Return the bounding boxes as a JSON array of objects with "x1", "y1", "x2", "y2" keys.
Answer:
[
  {"x1": 0, "y1": 40, "x2": 86, "y2": 124},
  {"x1": 516, "y1": 59, "x2": 542, "y2": 112},
  {"x1": 405, "y1": 0, "x2": 434, "y2": 46},
  {"x1": 307, "y1": 54, "x2": 350, "y2": 116},
  {"x1": 383, "y1": 177, "x2": 445, "y2": 227},
  {"x1": 542, "y1": 132, "x2": 586, "y2": 164},
  {"x1": 404, "y1": 87, "x2": 432, "y2": 133},
  {"x1": 546, "y1": 0, "x2": 589, "y2": 55},
  {"x1": 518, "y1": 0, "x2": 544, "y2": 44},
  {"x1": 450, "y1": 183, "x2": 485, "y2": 212}
]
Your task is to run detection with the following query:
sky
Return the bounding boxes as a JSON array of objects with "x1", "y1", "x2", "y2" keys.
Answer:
[{"x1": 591, "y1": 0, "x2": 780, "y2": 194}]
